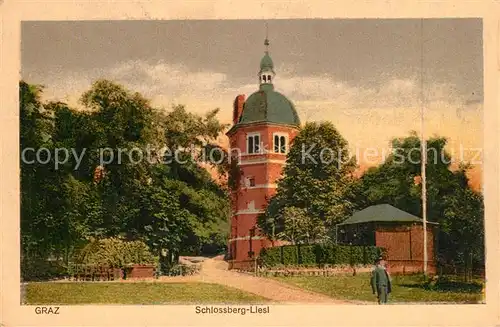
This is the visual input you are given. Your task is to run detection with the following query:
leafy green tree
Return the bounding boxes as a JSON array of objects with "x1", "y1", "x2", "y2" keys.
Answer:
[
  {"x1": 258, "y1": 121, "x2": 357, "y2": 243},
  {"x1": 157, "y1": 104, "x2": 231, "y2": 256},
  {"x1": 440, "y1": 169, "x2": 484, "y2": 268},
  {"x1": 78, "y1": 80, "x2": 163, "y2": 237},
  {"x1": 276, "y1": 207, "x2": 327, "y2": 244},
  {"x1": 20, "y1": 79, "x2": 231, "y2": 278},
  {"x1": 353, "y1": 132, "x2": 484, "y2": 268}
]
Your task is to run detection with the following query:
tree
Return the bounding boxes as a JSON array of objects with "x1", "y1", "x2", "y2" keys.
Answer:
[
  {"x1": 276, "y1": 207, "x2": 327, "y2": 244},
  {"x1": 140, "y1": 180, "x2": 194, "y2": 270},
  {"x1": 20, "y1": 79, "x2": 231, "y2": 278},
  {"x1": 157, "y1": 104, "x2": 231, "y2": 255},
  {"x1": 440, "y1": 169, "x2": 484, "y2": 268},
  {"x1": 258, "y1": 121, "x2": 357, "y2": 243},
  {"x1": 353, "y1": 132, "x2": 485, "y2": 268},
  {"x1": 78, "y1": 80, "x2": 163, "y2": 237},
  {"x1": 20, "y1": 81, "x2": 58, "y2": 261},
  {"x1": 162, "y1": 104, "x2": 231, "y2": 187}
]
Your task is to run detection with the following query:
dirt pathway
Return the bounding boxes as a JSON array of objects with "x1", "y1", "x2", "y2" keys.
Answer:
[{"x1": 198, "y1": 257, "x2": 347, "y2": 303}]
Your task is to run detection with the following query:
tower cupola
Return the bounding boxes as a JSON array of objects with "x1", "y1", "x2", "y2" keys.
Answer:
[{"x1": 259, "y1": 37, "x2": 275, "y2": 86}]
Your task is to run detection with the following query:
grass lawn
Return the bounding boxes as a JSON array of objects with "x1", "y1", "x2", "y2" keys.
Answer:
[
  {"x1": 272, "y1": 273, "x2": 484, "y2": 304},
  {"x1": 25, "y1": 282, "x2": 269, "y2": 305}
]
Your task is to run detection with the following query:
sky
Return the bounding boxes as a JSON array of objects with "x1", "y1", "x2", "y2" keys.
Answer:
[{"x1": 21, "y1": 19, "x2": 483, "y2": 187}]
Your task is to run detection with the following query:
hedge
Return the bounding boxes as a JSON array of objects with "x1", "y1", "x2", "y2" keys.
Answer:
[
  {"x1": 260, "y1": 247, "x2": 281, "y2": 266},
  {"x1": 298, "y1": 245, "x2": 316, "y2": 265},
  {"x1": 260, "y1": 244, "x2": 384, "y2": 268},
  {"x1": 282, "y1": 245, "x2": 298, "y2": 265}
]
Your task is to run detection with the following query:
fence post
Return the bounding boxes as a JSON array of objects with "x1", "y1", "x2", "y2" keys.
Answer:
[{"x1": 254, "y1": 258, "x2": 258, "y2": 277}]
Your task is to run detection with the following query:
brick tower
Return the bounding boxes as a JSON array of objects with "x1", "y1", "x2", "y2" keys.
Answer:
[{"x1": 226, "y1": 36, "x2": 301, "y2": 265}]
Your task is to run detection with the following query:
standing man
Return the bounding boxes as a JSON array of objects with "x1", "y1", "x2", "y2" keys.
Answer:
[{"x1": 370, "y1": 256, "x2": 392, "y2": 304}]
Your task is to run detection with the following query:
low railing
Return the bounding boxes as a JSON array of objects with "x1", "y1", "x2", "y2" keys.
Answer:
[
  {"x1": 67, "y1": 263, "x2": 157, "y2": 281},
  {"x1": 258, "y1": 265, "x2": 373, "y2": 277},
  {"x1": 67, "y1": 264, "x2": 123, "y2": 281},
  {"x1": 228, "y1": 257, "x2": 457, "y2": 277}
]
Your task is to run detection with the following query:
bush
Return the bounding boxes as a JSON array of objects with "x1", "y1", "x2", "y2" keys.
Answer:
[
  {"x1": 282, "y1": 245, "x2": 298, "y2": 265},
  {"x1": 21, "y1": 258, "x2": 67, "y2": 281},
  {"x1": 122, "y1": 240, "x2": 158, "y2": 266},
  {"x1": 350, "y1": 246, "x2": 365, "y2": 265},
  {"x1": 259, "y1": 244, "x2": 384, "y2": 268},
  {"x1": 364, "y1": 246, "x2": 384, "y2": 264},
  {"x1": 76, "y1": 237, "x2": 157, "y2": 268},
  {"x1": 167, "y1": 264, "x2": 200, "y2": 276}
]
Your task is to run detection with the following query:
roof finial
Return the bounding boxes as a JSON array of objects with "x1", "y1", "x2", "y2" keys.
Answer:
[{"x1": 264, "y1": 22, "x2": 270, "y2": 52}]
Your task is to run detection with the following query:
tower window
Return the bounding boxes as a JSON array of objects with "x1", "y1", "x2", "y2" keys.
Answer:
[
  {"x1": 268, "y1": 75, "x2": 272, "y2": 82},
  {"x1": 244, "y1": 176, "x2": 256, "y2": 187},
  {"x1": 262, "y1": 75, "x2": 267, "y2": 83},
  {"x1": 280, "y1": 136, "x2": 286, "y2": 152},
  {"x1": 273, "y1": 133, "x2": 288, "y2": 154},
  {"x1": 247, "y1": 133, "x2": 260, "y2": 154}
]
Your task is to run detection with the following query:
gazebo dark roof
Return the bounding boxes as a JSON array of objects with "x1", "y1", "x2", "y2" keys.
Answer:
[{"x1": 337, "y1": 204, "x2": 438, "y2": 226}]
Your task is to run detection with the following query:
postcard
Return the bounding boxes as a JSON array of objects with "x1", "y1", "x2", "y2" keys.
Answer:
[{"x1": 1, "y1": 1, "x2": 499, "y2": 326}]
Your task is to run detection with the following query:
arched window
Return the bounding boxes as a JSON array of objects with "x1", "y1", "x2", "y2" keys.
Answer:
[
  {"x1": 279, "y1": 136, "x2": 286, "y2": 153},
  {"x1": 273, "y1": 133, "x2": 288, "y2": 154},
  {"x1": 268, "y1": 75, "x2": 272, "y2": 83},
  {"x1": 262, "y1": 75, "x2": 267, "y2": 83},
  {"x1": 247, "y1": 133, "x2": 260, "y2": 154}
]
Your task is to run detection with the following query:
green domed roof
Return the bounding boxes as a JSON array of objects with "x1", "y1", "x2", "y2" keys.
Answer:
[
  {"x1": 238, "y1": 84, "x2": 300, "y2": 126},
  {"x1": 260, "y1": 52, "x2": 274, "y2": 71},
  {"x1": 227, "y1": 35, "x2": 301, "y2": 132}
]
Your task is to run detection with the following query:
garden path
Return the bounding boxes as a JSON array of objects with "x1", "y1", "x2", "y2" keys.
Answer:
[{"x1": 198, "y1": 256, "x2": 348, "y2": 304}]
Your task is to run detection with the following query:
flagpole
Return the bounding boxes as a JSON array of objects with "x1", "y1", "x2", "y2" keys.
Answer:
[{"x1": 420, "y1": 18, "x2": 428, "y2": 276}]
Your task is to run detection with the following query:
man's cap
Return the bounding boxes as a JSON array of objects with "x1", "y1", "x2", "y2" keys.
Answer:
[{"x1": 375, "y1": 255, "x2": 383, "y2": 263}]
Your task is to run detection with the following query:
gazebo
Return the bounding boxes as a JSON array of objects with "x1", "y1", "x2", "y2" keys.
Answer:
[{"x1": 336, "y1": 204, "x2": 438, "y2": 274}]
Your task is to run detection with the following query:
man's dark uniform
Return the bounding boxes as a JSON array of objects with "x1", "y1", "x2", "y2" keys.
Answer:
[{"x1": 370, "y1": 258, "x2": 392, "y2": 304}]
